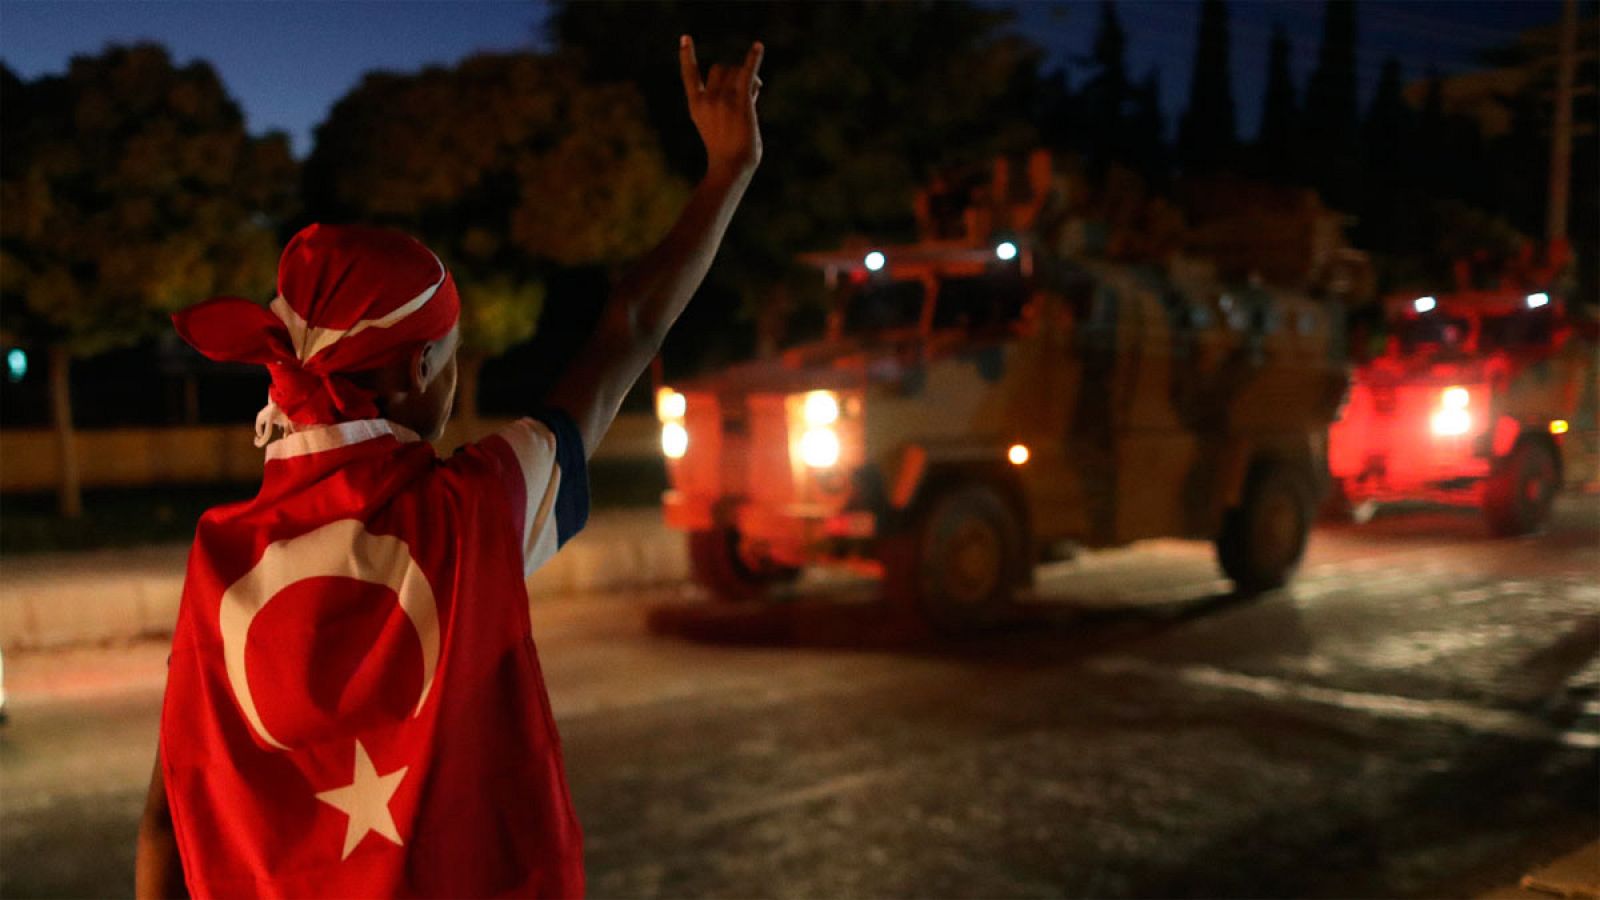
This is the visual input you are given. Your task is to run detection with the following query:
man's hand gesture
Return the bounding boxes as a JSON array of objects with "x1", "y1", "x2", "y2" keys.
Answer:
[
  {"x1": 679, "y1": 35, "x2": 763, "y2": 180},
  {"x1": 547, "y1": 34, "x2": 764, "y2": 457}
]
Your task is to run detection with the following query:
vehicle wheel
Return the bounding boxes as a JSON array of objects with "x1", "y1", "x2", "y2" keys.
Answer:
[
  {"x1": 881, "y1": 484, "x2": 1025, "y2": 633},
  {"x1": 1483, "y1": 439, "x2": 1559, "y2": 537},
  {"x1": 1216, "y1": 461, "x2": 1312, "y2": 594},
  {"x1": 688, "y1": 528, "x2": 800, "y2": 603}
]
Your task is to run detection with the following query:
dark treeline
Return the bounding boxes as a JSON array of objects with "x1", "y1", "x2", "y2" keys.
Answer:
[
  {"x1": 1, "y1": 0, "x2": 1591, "y2": 457},
  {"x1": 1046, "y1": 0, "x2": 1594, "y2": 299}
]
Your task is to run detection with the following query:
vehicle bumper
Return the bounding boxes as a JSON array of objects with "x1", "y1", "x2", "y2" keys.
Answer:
[
  {"x1": 1334, "y1": 431, "x2": 1494, "y2": 501},
  {"x1": 663, "y1": 490, "x2": 877, "y2": 544}
]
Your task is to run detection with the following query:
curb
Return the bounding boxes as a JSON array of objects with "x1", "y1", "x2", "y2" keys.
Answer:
[{"x1": 0, "y1": 508, "x2": 688, "y2": 652}]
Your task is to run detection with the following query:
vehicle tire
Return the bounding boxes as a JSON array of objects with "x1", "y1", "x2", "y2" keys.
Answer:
[
  {"x1": 1483, "y1": 439, "x2": 1560, "y2": 537},
  {"x1": 688, "y1": 528, "x2": 800, "y2": 603},
  {"x1": 880, "y1": 484, "x2": 1025, "y2": 633},
  {"x1": 1216, "y1": 461, "x2": 1313, "y2": 594}
]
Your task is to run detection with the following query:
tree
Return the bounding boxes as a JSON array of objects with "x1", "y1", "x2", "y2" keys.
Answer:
[
  {"x1": 303, "y1": 53, "x2": 685, "y2": 426},
  {"x1": 1030, "y1": 67, "x2": 1079, "y2": 156},
  {"x1": 1128, "y1": 68, "x2": 1169, "y2": 185},
  {"x1": 1355, "y1": 58, "x2": 1411, "y2": 250},
  {"x1": 1079, "y1": 0, "x2": 1133, "y2": 172},
  {"x1": 0, "y1": 45, "x2": 295, "y2": 516},
  {"x1": 1303, "y1": 0, "x2": 1361, "y2": 208},
  {"x1": 1412, "y1": 73, "x2": 1449, "y2": 198},
  {"x1": 1177, "y1": 0, "x2": 1238, "y2": 174},
  {"x1": 1476, "y1": 15, "x2": 1598, "y2": 303},
  {"x1": 1253, "y1": 24, "x2": 1299, "y2": 181},
  {"x1": 552, "y1": 1, "x2": 1044, "y2": 366}
]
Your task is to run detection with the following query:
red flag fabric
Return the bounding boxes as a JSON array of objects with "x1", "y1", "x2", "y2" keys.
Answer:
[
  {"x1": 159, "y1": 414, "x2": 589, "y2": 898},
  {"x1": 171, "y1": 224, "x2": 461, "y2": 438}
]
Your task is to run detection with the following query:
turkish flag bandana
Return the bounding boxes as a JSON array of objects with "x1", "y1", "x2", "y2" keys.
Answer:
[{"x1": 172, "y1": 224, "x2": 460, "y2": 444}]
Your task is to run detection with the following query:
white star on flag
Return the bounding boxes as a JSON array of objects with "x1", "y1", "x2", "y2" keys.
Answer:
[{"x1": 315, "y1": 739, "x2": 409, "y2": 860}]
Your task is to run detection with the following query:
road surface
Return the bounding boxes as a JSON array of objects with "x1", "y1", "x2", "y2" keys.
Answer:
[{"x1": 2, "y1": 497, "x2": 1596, "y2": 898}]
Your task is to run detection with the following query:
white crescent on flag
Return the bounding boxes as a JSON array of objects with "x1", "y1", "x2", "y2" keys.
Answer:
[{"x1": 218, "y1": 518, "x2": 440, "y2": 751}]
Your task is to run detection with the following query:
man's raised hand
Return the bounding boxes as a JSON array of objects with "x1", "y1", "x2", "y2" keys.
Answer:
[{"x1": 679, "y1": 35, "x2": 763, "y2": 180}]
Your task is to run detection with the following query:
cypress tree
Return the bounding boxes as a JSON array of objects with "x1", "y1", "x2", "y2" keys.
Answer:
[
  {"x1": 1130, "y1": 67, "x2": 1168, "y2": 184},
  {"x1": 1177, "y1": 0, "x2": 1238, "y2": 173},
  {"x1": 1357, "y1": 58, "x2": 1411, "y2": 250},
  {"x1": 1081, "y1": 0, "x2": 1131, "y2": 169},
  {"x1": 1032, "y1": 66, "x2": 1078, "y2": 154},
  {"x1": 1254, "y1": 24, "x2": 1298, "y2": 181},
  {"x1": 1414, "y1": 72, "x2": 1447, "y2": 198},
  {"x1": 1303, "y1": 0, "x2": 1360, "y2": 207},
  {"x1": 1363, "y1": 58, "x2": 1408, "y2": 179}
]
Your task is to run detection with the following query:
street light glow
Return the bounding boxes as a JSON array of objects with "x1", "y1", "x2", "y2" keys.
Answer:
[
  {"x1": 5, "y1": 349, "x2": 26, "y2": 383},
  {"x1": 1526, "y1": 292, "x2": 1549, "y2": 309},
  {"x1": 995, "y1": 241, "x2": 1018, "y2": 261},
  {"x1": 1414, "y1": 296, "x2": 1437, "y2": 314},
  {"x1": 863, "y1": 250, "x2": 886, "y2": 272}
]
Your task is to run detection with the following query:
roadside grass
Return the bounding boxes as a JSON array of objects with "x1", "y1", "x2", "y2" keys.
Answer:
[{"x1": 0, "y1": 459, "x2": 667, "y2": 556}]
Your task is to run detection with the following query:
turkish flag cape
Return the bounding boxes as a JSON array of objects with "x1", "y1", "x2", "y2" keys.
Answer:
[{"x1": 159, "y1": 423, "x2": 583, "y2": 898}]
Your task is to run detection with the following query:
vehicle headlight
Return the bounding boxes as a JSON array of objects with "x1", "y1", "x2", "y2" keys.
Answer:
[
  {"x1": 661, "y1": 422, "x2": 688, "y2": 459},
  {"x1": 656, "y1": 387, "x2": 686, "y2": 422},
  {"x1": 798, "y1": 427, "x2": 841, "y2": 468},
  {"x1": 657, "y1": 386, "x2": 688, "y2": 458},
  {"x1": 1430, "y1": 409, "x2": 1471, "y2": 436},
  {"x1": 1431, "y1": 386, "x2": 1471, "y2": 436},
  {"x1": 802, "y1": 390, "x2": 839, "y2": 426}
]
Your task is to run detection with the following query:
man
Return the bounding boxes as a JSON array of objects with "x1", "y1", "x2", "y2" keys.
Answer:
[{"x1": 136, "y1": 36, "x2": 762, "y2": 898}]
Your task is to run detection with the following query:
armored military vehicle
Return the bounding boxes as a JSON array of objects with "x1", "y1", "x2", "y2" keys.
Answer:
[
  {"x1": 1327, "y1": 280, "x2": 1597, "y2": 535},
  {"x1": 655, "y1": 237, "x2": 1348, "y2": 629}
]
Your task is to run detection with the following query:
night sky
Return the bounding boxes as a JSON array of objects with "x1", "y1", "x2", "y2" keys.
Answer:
[{"x1": 0, "y1": 0, "x2": 1568, "y2": 157}]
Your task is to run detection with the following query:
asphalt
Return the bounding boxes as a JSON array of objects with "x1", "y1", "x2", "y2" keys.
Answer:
[{"x1": 1, "y1": 496, "x2": 1595, "y2": 899}]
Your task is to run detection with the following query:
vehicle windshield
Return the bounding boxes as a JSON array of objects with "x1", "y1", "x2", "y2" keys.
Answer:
[
  {"x1": 931, "y1": 273, "x2": 1027, "y2": 334},
  {"x1": 1397, "y1": 315, "x2": 1471, "y2": 352},
  {"x1": 839, "y1": 279, "x2": 926, "y2": 337},
  {"x1": 1478, "y1": 312, "x2": 1553, "y2": 351}
]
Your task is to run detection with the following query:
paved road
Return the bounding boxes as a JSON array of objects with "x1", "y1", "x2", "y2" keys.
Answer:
[{"x1": 3, "y1": 498, "x2": 1596, "y2": 898}]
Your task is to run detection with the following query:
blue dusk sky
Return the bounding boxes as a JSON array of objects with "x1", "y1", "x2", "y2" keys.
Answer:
[{"x1": 0, "y1": 0, "x2": 1567, "y2": 156}]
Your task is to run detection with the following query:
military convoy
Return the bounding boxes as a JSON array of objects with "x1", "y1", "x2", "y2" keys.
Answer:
[
  {"x1": 655, "y1": 231, "x2": 1347, "y2": 629},
  {"x1": 650, "y1": 150, "x2": 1591, "y2": 628}
]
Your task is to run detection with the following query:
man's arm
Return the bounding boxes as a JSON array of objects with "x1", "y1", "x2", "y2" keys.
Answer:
[
  {"x1": 546, "y1": 35, "x2": 764, "y2": 456},
  {"x1": 135, "y1": 751, "x2": 188, "y2": 899}
]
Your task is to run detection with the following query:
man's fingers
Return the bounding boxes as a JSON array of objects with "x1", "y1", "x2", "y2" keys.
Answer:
[
  {"x1": 682, "y1": 37, "x2": 764, "y2": 113},
  {"x1": 740, "y1": 41, "x2": 764, "y2": 92},
  {"x1": 678, "y1": 35, "x2": 703, "y2": 101}
]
